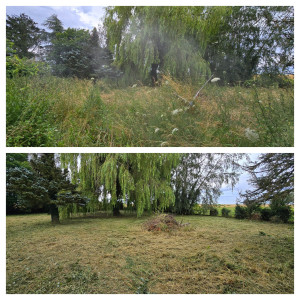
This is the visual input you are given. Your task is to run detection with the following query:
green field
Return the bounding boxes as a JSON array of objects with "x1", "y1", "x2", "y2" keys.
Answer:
[
  {"x1": 6, "y1": 213, "x2": 294, "y2": 294},
  {"x1": 6, "y1": 75, "x2": 294, "y2": 147}
]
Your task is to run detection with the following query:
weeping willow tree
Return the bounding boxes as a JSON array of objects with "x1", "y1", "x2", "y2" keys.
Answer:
[
  {"x1": 104, "y1": 6, "x2": 230, "y2": 84},
  {"x1": 61, "y1": 153, "x2": 180, "y2": 216}
]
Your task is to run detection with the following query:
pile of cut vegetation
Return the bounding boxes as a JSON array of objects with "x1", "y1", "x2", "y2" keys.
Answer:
[{"x1": 144, "y1": 214, "x2": 185, "y2": 232}]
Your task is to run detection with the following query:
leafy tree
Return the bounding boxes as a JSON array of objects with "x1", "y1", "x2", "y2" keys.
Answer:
[
  {"x1": 6, "y1": 13, "x2": 43, "y2": 58},
  {"x1": 6, "y1": 154, "x2": 88, "y2": 223},
  {"x1": 48, "y1": 28, "x2": 93, "y2": 77},
  {"x1": 61, "y1": 153, "x2": 180, "y2": 216},
  {"x1": 104, "y1": 6, "x2": 230, "y2": 84},
  {"x1": 205, "y1": 6, "x2": 294, "y2": 84},
  {"x1": 240, "y1": 153, "x2": 294, "y2": 206},
  {"x1": 171, "y1": 154, "x2": 244, "y2": 214}
]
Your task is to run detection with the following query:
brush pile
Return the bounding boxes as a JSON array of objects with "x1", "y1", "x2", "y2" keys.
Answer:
[{"x1": 144, "y1": 214, "x2": 183, "y2": 232}]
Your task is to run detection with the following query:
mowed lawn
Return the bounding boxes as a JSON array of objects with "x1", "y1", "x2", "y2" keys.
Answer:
[{"x1": 6, "y1": 214, "x2": 294, "y2": 294}]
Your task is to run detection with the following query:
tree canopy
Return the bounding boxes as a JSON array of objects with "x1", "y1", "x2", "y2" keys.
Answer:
[
  {"x1": 171, "y1": 153, "x2": 245, "y2": 214},
  {"x1": 104, "y1": 6, "x2": 230, "y2": 84},
  {"x1": 204, "y1": 6, "x2": 294, "y2": 83},
  {"x1": 6, "y1": 13, "x2": 42, "y2": 58},
  {"x1": 6, "y1": 154, "x2": 88, "y2": 223},
  {"x1": 61, "y1": 153, "x2": 180, "y2": 216},
  {"x1": 240, "y1": 153, "x2": 294, "y2": 206},
  {"x1": 6, "y1": 7, "x2": 294, "y2": 83}
]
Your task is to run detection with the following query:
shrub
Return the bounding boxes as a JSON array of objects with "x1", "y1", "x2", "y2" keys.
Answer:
[
  {"x1": 221, "y1": 207, "x2": 231, "y2": 218},
  {"x1": 192, "y1": 204, "x2": 204, "y2": 215},
  {"x1": 250, "y1": 212, "x2": 261, "y2": 221},
  {"x1": 210, "y1": 207, "x2": 218, "y2": 216},
  {"x1": 235, "y1": 205, "x2": 247, "y2": 219},
  {"x1": 6, "y1": 55, "x2": 49, "y2": 78},
  {"x1": 261, "y1": 208, "x2": 272, "y2": 221},
  {"x1": 276, "y1": 206, "x2": 292, "y2": 223},
  {"x1": 244, "y1": 200, "x2": 261, "y2": 217}
]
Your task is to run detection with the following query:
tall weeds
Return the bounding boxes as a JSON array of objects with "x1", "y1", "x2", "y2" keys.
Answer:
[{"x1": 6, "y1": 75, "x2": 294, "y2": 147}]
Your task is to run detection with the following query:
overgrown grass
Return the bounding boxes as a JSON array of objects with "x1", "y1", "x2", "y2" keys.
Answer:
[
  {"x1": 6, "y1": 75, "x2": 294, "y2": 146},
  {"x1": 7, "y1": 213, "x2": 294, "y2": 293}
]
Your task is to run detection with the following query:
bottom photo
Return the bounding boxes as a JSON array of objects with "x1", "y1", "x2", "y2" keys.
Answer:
[{"x1": 6, "y1": 153, "x2": 294, "y2": 294}]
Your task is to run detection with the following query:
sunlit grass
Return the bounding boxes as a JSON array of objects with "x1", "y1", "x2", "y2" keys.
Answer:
[
  {"x1": 6, "y1": 75, "x2": 294, "y2": 147},
  {"x1": 6, "y1": 213, "x2": 294, "y2": 294}
]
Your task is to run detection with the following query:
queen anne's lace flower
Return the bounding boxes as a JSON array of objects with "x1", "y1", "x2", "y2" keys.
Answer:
[
  {"x1": 245, "y1": 128, "x2": 259, "y2": 141},
  {"x1": 172, "y1": 128, "x2": 179, "y2": 134},
  {"x1": 171, "y1": 108, "x2": 183, "y2": 115}
]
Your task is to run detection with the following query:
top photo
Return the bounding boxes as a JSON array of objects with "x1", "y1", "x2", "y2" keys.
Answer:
[{"x1": 6, "y1": 6, "x2": 294, "y2": 147}]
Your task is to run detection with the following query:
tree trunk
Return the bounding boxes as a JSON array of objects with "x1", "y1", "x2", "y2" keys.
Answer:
[
  {"x1": 113, "y1": 205, "x2": 121, "y2": 216},
  {"x1": 50, "y1": 204, "x2": 60, "y2": 224},
  {"x1": 150, "y1": 63, "x2": 158, "y2": 86}
]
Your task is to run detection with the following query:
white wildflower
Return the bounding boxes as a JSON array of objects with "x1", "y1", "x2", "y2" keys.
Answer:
[
  {"x1": 161, "y1": 114, "x2": 164, "y2": 118},
  {"x1": 155, "y1": 128, "x2": 160, "y2": 133},
  {"x1": 160, "y1": 142, "x2": 169, "y2": 147},
  {"x1": 245, "y1": 128, "x2": 259, "y2": 142},
  {"x1": 90, "y1": 77, "x2": 95, "y2": 80},
  {"x1": 165, "y1": 80, "x2": 169, "y2": 85},
  {"x1": 132, "y1": 84, "x2": 137, "y2": 88},
  {"x1": 172, "y1": 128, "x2": 179, "y2": 134},
  {"x1": 211, "y1": 77, "x2": 221, "y2": 83},
  {"x1": 171, "y1": 108, "x2": 183, "y2": 115}
]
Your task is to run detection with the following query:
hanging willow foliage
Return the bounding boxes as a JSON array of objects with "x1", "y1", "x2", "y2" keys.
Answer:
[
  {"x1": 61, "y1": 153, "x2": 181, "y2": 217},
  {"x1": 104, "y1": 6, "x2": 231, "y2": 83}
]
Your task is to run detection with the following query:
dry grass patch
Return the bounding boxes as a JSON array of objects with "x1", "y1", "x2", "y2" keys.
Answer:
[
  {"x1": 7, "y1": 75, "x2": 293, "y2": 146},
  {"x1": 7, "y1": 213, "x2": 293, "y2": 294}
]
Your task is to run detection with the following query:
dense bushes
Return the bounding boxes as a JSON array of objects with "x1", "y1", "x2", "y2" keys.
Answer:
[
  {"x1": 261, "y1": 208, "x2": 272, "y2": 221},
  {"x1": 221, "y1": 207, "x2": 231, "y2": 217},
  {"x1": 234, "y1": 203, "x2": 293, "y2": 223},
  {"x1": 235, "y1": 205, "x2": 248, "y2": 219},
  {"x1": 209, "y1": 207, "x2": 219, "y2": 216}
]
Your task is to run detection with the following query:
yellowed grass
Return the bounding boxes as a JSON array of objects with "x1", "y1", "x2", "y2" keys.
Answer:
[
  {"x1": 6, "y1": 75, "x2": 294, "y2": 147},
  {"x1": 7, "y1": 214, "x2": 294, "y2": 294}
]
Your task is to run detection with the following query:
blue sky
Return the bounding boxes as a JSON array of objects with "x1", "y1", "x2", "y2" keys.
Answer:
[
  {"x1": 217, "y1": 153, "x2": 259, "y2": 204},
  {"x1": 6, "y1": 6, "x2": 105, "y2": 30}
]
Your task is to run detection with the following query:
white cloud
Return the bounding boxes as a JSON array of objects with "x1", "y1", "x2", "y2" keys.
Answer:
[{"x1": 70, "y1": 6, "x2": 104, "y2": 29}]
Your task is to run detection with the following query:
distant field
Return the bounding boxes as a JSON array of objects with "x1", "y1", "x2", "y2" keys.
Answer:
[
  {"x1": 6, "y1": 75, "x2": 294, "y2": 147},
  {"x1": 7, "y1": 214, "x2": 294, "y2": 294}
]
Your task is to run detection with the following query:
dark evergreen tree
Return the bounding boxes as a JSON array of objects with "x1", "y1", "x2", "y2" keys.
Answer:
[
  {"x1": 41, "y1": 14, "x2": 64, "y2": 60},
  {"x1": 42, "y1": 14, "x2": 64, "y2": 39},
  {"x1": 6, "y1": 154, "x2": 88, "y2": 223},
  {"x1": 6, "y1": 154, "x2": 32, "y2": 214},
  {"x1": 6, "y1": 13, "x2": 43, "y2": 58}
]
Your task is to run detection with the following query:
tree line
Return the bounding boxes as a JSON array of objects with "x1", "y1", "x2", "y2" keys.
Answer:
[
  {"x1": 6, "y1": 153, "x2": 294, "y2": 224},
  {"x1": 6, "y1": 6, "x2": 294, "y2": 85}
]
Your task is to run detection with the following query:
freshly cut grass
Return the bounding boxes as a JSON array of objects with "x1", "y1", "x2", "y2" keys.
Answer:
[
  {"x1": 6, "y1": 213, "x2": 294, "y2": 294},
  {"x1": 6, "y1": 75, "x2": 293, "y2": 147}
]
